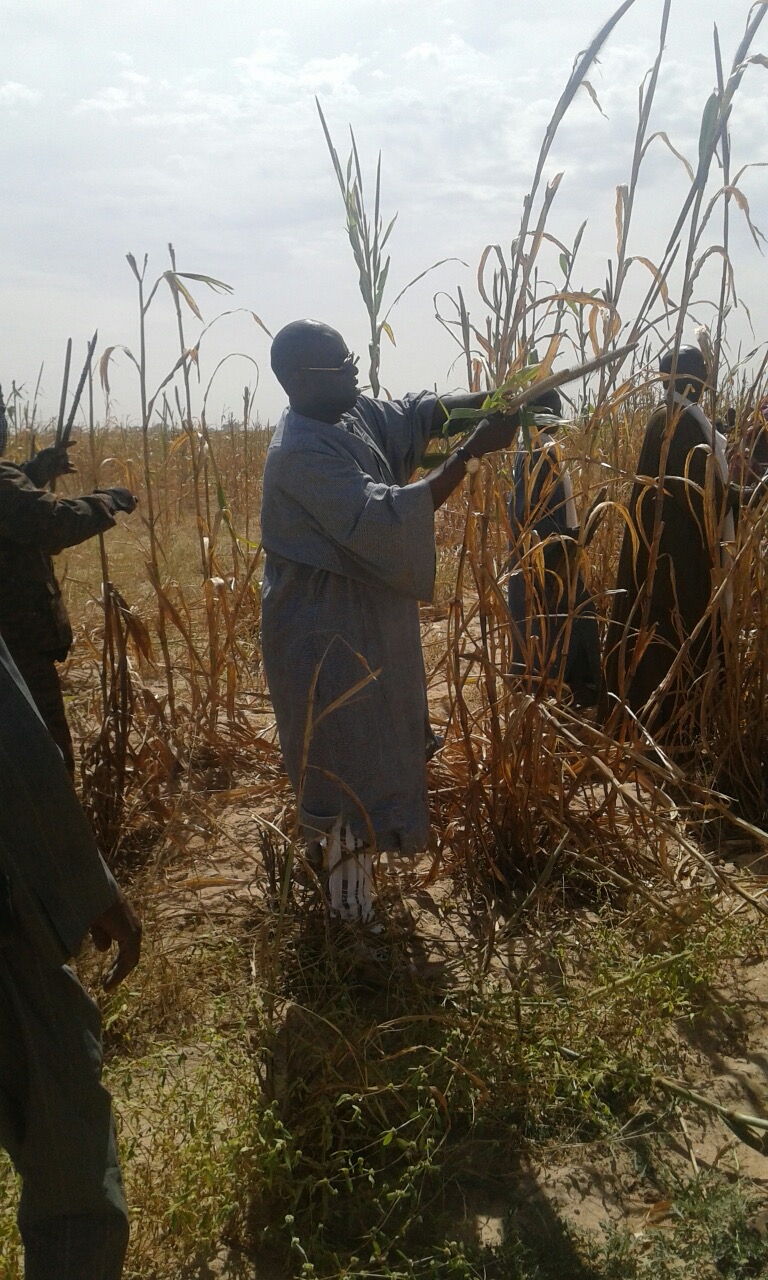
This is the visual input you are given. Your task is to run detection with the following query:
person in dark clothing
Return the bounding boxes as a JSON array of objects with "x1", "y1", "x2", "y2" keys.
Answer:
[
  {"x1": 729, "y1": 397, "x2": 768, "y2": 486},
  {"x1": 507, "y1": 389, "x2": 601, "y2": 705},
  {"x1": 0, "y1": 633, "x2": 141, "y2": 1280},
  {"x1": 0, "y1": 400, "x2": 137, "y2": 776},
  {"x1": 603, "y1": 346, "x2": 741, "y2": 742}
]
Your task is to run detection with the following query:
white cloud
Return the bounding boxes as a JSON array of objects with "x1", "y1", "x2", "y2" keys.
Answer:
[
  {"x1": 121, "y1": 70, "x2": 151, "y2": 87},
  {"x1": 234, "y1": 32, "x2": 291, "y2": 77},
  {"x1": 134, "y1": 91, "x2": 244, "y2": 130},
  {"x1": 404, "y1": 42, "x2": 444, "y2": 62},
  {"x1": 0, "y1": 81, "x2": 39, "y2": 106},
  {"x1": 296, "y1": 54, "x2": 364, "y2": 93},
  {"x1": 76, "y1": 67, "x2": 155, "y2": 113},
  {"x1": 76, "y1": 84, "x2": 143, "y2": 113}
]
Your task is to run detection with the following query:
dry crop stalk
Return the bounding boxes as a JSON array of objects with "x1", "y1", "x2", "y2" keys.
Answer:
[
  {"x1": 317, "y1": 98, "x2": 457, "y2": 397},
  {"x1": 242, "y1": 384, "x2": 253, "y2": 544},
  {"x1": 125, "y1": 251, "x2": 177, "y2": 717},
  {"x1": 82, "y1": 359, "x2": 129, "y2": 850},
  {"x1": 167, "y1": 243, "x2": 219, "y2": 718}
]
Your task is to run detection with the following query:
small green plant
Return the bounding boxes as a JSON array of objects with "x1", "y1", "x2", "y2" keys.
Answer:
[{"x1": 581, "y1": 1173, "x2": 768, "y2": 1279}]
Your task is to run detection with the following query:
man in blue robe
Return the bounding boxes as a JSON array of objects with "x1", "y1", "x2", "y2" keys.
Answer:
[{"x1": 261, "y1": 319, "x2": 524, "y2": 921}]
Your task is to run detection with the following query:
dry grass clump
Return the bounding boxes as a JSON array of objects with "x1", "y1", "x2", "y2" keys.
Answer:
[{"x1": 425, "y1": 391, "x2": 768, "y2": 910}]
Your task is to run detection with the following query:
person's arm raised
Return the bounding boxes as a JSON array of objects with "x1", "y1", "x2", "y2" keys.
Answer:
[
  {"x1": 429, "y1": 393, "x2": 490, "y2": 439},
  {"x1": 427, "y1": 412, "x2": 518, "y2": 511}
]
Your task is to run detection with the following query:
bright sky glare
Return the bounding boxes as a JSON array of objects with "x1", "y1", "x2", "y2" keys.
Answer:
[{"x1": 2, "y1": 0, "x2": 767, "y2": 427}]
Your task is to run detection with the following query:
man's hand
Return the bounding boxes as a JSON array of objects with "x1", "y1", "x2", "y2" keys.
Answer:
[
  {"x1": 464, "y1": 411, "x2": 520, "y2": 458},
  {"x1": 93, "y1": 486, "x2": 139, "y2": 515},
  {"x1": 27, "y1": 443, "x2": 77, "y2": 486},
  {"x1": 90, "y1": 892, "x2": 142, "y2": 991}
]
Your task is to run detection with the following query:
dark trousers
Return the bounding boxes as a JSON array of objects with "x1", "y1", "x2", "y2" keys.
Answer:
[
  {"x1": 3, "y1": 649, "x2": 75, "y2": 780},
  {"x1": 0, "y1": 937, "x2": 129, "y2": 1279},
  {"x1": 508, "y1": 567, "x2": 602, "y2": 700}
]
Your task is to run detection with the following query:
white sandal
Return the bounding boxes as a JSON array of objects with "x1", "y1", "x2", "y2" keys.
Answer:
[{"x1": 324, "y1": 820, "x2": 379, "y2": 927}]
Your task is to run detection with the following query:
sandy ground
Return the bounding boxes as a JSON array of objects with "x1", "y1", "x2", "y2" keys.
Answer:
[
  {"x1": 156, "y1": 783, "x2": 768, "y2": 1279},
  {"x1": 54, "y1": 609, "x2": 768, "y2": 1276}
]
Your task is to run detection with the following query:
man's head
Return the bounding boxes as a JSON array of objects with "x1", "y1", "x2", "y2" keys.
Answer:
[
  {"x1": 526, "y1": 386, "x2": 563, "y2": 436},
  {"x1": 659, "y1": 346, "x2": 708, "y2": 402},
  {"x1": 271, "y1": 320, "x2": 359, "y2": 423},
  {"x1": 529, "y1": 388, "x2": 562, "y2": 418}
]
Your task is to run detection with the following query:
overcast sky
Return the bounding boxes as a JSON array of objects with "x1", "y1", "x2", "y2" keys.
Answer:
[{"x1": 2, "y1": 0, "x2": 767, "y2": 427}]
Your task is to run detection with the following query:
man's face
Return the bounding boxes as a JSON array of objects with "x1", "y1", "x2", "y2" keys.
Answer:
[{"x1": 295, "y1": 328, "x2": 359, "y2": 418}]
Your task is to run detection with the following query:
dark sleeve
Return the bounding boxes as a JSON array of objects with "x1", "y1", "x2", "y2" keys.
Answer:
[
  {"x1": 0, "y1": 635, "x2": 119, "y2": 964},
  {"x1": 530, "y1": 447, "x2": 573, "y2": 536},
  {"x1": 508, "y1": 455, "x2": 526, "y2": 541},
  {"x1": 0, "y1": 464, "x2": 116, "y2": 555},
  {"x1": 661, "y1": 417, "x2": 728, "y2": 534},
  {"x1": 18, "y1": 457, "x2": 46, "y2": 488},
  {"x1": 511, "y1": 446, "x2": 572, "y2": 539}
]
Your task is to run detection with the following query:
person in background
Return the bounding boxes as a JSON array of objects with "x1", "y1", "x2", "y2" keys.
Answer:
[
  {"x1": 507, "y1": 388, "x2": 601, "y2": 706},
  {"x1": 728, "y1": 398, "x2": 768, "y2": 486},
  {"x1": 603, "y1": 346, "x2": 738, "y2": 742},
  {"x1": 0, "y1": 386, "x2": 138, "y2": 777},
  {"x1": 261, "y1": 319, "x2": 538, "y2": 925},
  {"x1": 0, "y1": 633, "x2": 141, "y2": 1280}
]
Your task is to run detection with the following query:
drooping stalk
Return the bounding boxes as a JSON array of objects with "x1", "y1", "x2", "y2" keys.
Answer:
[
  {"x1": 165, "y1": 243, "x2": 236, "y2": 721},
  {"x1": 167, "y1": 243, "x2": 210, "y2": 583}
]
